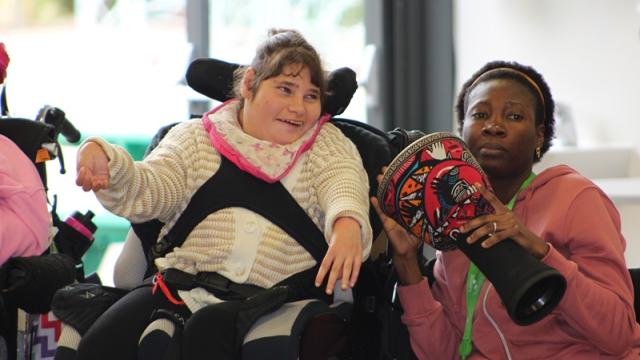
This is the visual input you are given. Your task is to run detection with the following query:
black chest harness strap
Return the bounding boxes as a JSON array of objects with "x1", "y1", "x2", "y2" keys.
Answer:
[
  {"x1": 147, "y1": 155, "x2": 330, "y2": 302},
  {"x1": 150, "y1": 155, "x2": 328, "y2": 263}
]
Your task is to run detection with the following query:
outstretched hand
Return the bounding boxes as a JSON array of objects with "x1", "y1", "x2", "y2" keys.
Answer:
[
  {"x1": 459, "y1": 183, "x2": 549, "y2": 259},
  {"x1": 76, "y1": 141, "x2": 110, "y2": 192},
  {"x1": 315, "y1": 217, "x2": 363, "y2": 295}
]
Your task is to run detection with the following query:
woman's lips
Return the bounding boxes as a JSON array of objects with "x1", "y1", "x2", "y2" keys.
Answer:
[
  {"x1": 277, "y1": 118, "x2": 303, "y2": 127},
  {"x1": 478, "y1": 143, "x2": 506, "y2": 156}
]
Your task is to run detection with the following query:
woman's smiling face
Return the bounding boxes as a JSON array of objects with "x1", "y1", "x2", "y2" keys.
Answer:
[{"x1": 239, "y1": 64, "x2": 322, "y2": 145}]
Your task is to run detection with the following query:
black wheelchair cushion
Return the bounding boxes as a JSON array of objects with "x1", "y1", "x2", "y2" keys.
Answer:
[
  {"x1": 51, "y1": 282, "x2": 129, "y2": 335},
  {"x1": 185, "y1": 58, "x2": 237, "y2": 105},
  {"x1": 1, "y1": 253, "x2": 77, "y2": 314},
  {"x1": 0, "y1": 118, "x2": 56, "y2": 186}
]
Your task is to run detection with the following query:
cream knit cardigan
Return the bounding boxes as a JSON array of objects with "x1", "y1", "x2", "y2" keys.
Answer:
[{"x1": 89, "y1": 116, "x2": 372, "y2": 289}]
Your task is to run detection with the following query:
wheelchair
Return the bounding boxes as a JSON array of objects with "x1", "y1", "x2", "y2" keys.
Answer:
[
  {"x1": 0, "y1": 86, "x2": 96, "y2": 360},
  {"x1": 49, "y1": 57, "x2": 426, "y2": 360}
]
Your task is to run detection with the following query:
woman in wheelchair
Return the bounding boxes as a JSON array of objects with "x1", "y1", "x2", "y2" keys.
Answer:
[
  {"x1": 66, "y1": 29, "x2": 372, "y2": 360},
  {"x1": 0, "y1": 134, "x2": 50, "y2": 265},
  {"x1": 0, "y1": 42, "x2": 50, "y2": 266}
]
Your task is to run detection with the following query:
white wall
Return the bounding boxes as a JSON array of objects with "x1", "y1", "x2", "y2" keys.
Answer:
[
  {"x1": 454, "y1": 0, "x2": 640, "y2": 266},
  {"x1": 454, "y1": 0, "x2": 640, "y2": 146}
]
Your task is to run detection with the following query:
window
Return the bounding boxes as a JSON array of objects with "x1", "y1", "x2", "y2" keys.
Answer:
[{"x1": 1, "y1": 0, "x2": 189, "y2": 281}]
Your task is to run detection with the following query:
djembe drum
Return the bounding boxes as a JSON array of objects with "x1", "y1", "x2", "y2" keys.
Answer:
[{"x1": 377, "y1": 132, "x2": 566, "y2": 325}]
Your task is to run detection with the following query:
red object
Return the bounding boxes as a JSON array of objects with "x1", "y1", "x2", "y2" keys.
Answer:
[
  {"x1": 377, "y1": 132, "x2": 494, "y2": 251},
  {"x1": 152, "y1": 272, "x2": 185, "y2": 305},
  {"x1": 0, "y1": 42, "x2": 9, "y2": 84}
]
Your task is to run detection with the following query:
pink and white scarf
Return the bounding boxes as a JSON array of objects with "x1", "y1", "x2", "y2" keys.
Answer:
[{"x1": 202, "y1": 100, "x2": 330, "y2": 183}]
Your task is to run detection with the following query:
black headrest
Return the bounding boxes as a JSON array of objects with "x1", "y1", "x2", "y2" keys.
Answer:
[
  {"x1": 0, "y1": 118, "x2": 55, "y2": 186},
  {"x1": 185, "y1": 58, "x2": 358, "y2": 116}
]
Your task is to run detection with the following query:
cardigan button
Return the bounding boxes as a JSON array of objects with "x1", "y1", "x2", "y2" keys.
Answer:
[
  {"x1": 235, "y1": 265, "x2": 247, "y2": 277},
  {"x1": 244, "y1": 220, "x2": 257, "y2": 234}
]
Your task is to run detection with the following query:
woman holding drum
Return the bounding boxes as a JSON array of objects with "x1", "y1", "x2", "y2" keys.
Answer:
[{"x1": 372, "y1": 60, "x2": 640, "y2": 359}]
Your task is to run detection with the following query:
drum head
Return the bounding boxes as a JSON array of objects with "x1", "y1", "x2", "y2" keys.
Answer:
[{"x1": 377, "y1": 132, "x2": 494, "y2": 250}]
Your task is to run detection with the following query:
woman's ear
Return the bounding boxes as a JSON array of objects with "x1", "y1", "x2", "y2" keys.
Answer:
[
  {"x1": 536, "y1": 124, "x2": 545, "y2": 149},
  {"x1": 241, "y1": 67, "x2": 256, "y2": 99}
]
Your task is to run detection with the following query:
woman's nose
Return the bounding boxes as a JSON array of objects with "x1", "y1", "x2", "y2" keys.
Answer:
[
  {"x1": 288, "y1": 96, "x2": 305, "y2": 115},
  {"x1": 482, "y1": 117, "x2": 506, "y2": 136}
]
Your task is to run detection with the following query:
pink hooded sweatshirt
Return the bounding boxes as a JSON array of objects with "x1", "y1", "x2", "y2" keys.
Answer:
[
  {"x1": 0, "y1": 134, "x2": 50, "y2": 264},
  {"x1": 398, "y1": 165, "x2": 640, "y2": 359}
]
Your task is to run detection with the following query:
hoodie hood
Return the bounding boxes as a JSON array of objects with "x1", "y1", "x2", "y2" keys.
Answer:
[
  {"x1": 513, "y1": 164, "x2": 606, "y2": 225},
  {"x1": 519, "y1": 164, "x2": 579, "y2": 201}
]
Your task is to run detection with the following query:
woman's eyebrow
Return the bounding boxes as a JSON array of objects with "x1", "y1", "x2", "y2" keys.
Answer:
[
  {"x1": 503, "y1": 100, "x2": 528, "y2": 108},
  {"x1": 468, "y1": 99, "x2": 490, "y2": 108},
  {"x1": 277, "y1": 79, "x2": 320, "y2": 94}
]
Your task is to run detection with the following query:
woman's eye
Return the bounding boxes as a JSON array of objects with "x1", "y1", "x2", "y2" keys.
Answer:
[
  {"x1": 470, "y1": 112, "x2": 487, "y2": 120},
  {"x1": 277, "y1": 86, "x2": 292, "y2": 94},
  {"x1": 305, "y1": 93, "x2": 319, "y2": 101},
  {"x1": 508, "y1": 113, "x2": 523, "y2": 121}
]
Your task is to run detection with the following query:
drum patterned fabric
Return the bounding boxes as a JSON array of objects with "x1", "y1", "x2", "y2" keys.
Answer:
[{"x1": 377, "y1": 132, "x2": 494, "y2": 250}]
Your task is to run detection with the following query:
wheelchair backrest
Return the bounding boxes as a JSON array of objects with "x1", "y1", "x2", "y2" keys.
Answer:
[{"x1": 0, "y1": 117, "x2": 56, "y2": 187}]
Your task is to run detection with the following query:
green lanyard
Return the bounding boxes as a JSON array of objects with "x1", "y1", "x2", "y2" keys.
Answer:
[{"x1": 458, "y1": 172, "x2": 536, "y2": 359}]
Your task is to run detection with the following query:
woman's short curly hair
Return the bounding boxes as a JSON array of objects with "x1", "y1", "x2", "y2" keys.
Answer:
[{"x1": 454, "y1": 60, "x2": 556, "y2": 159}]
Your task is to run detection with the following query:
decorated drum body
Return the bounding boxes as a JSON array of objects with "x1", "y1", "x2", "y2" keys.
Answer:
[{"x1": 377, "y1": 132, "x2": 494, "y2": 250}]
